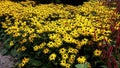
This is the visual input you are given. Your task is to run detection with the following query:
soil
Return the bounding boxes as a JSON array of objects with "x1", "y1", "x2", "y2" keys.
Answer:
[{"x1": 0, "y1": 42, "x2": 17, "y2": 68}]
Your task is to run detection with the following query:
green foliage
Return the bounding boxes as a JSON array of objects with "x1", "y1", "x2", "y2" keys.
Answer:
[{"x1": 75, "y1": 62, "x2": 90, "y2": 68}]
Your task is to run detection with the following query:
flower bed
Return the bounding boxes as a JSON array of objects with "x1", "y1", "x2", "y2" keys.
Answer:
[{"x1": 0, "y1": 1, "x2": 120, "y2": 68}]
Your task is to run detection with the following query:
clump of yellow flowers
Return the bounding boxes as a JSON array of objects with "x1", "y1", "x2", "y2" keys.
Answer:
[
  {"x1": 18, "y1": 57, "x2": 30, "y2": 68},
  {"x1": 0, "y1": 0, "x2": 119, "y2": 68}
]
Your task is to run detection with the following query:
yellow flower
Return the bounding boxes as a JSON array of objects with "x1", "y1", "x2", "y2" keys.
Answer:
[
  {"x1": 36, "y1": 29, "x2": 44, "y2": 34},
  {"x1": 20, "y1": 39, "x2": 27, "y2": 44},
  {"x1": 43, "y1": 48, "x2": 49, "y2": 54},
  {"x1": 62, "y1": 33, "x2": 74, "y2": 43},
  {"x1": 17, "y1": 46, "x2": 26, "y2": 52},
  {"x1": 59, "y1": 48, "x2": 66, "y2": 54},
  {"x1": 1, "y1": 22, "x2": 8, "y2": 28},
  {"x1": 70, "y1": 54, "x2": 76, "y2": 59},
  {"x1": 38, "y1": 42, "x2": 46, "y2": 49},
  {"x1": 68, "y1": 47, "x2": 74, "y2": 53},
  {"x1": 76, "y1": 43, "x2": 82, "y2": 49},
  {"x1": 77, "y1": 56, "x2": 86, "y2": 64},
  {"x1": 19, "y1": 63, "x2": 25, "y2": 68},
  {"x1": 49, "y1": 33, "x2": 59, "y2": 40},
  {"x1": 47, "y1": 41, "x2": 55, "y2": 48},
  {"x1": 13, "y1": 33, "x2": 20, "y2": 37},
  {"x1": 9, "y1": 41, "x2": 14, "y2": 46},
  {"x1": 94, "y1": 49, "x2": 102, "y2": 56},
  {"x1": 54, "y1": 37, "x2": 62, "y2": 47},
  {"x1": 21, "y1": 46, "x2": 27, "y2": 51},
  {"x1": 65, "y1": 63, "x2": 71, "y2": 68},
  {"x1": 73, "y1": 49, "x2": 78, "y2": 54},
  {"x1": 22, "y1": 57, "x2": 30, "y2": 64},
  {"x1": 22, "y1": 33, "x2": 27, "y2": 37},
  {"x1": 62, "y1": 53, "x2": 68, "y2": 59},
  {"x1": 70, "y1": 29, "x2": 79, "y2": 38},
  {"x1": 28, "y1": 36, "x2": 34, "y2": 42},
  {"x1": 65, "y1": 27, "x2": 71, "y2": 31},
  {"x1": 98, "y1": 42, "x2": 102, "y2": 46},
  {"x1": 68, "y1": 58, "x2": 74, "y2": 64},
  {"x1": 49, "y1": 53, "x2": 57, "y2": 61},
  {"x1": 88, "y1": 63, "x2": 92, "y2": 68},
  {"x1": 54, "y1": 41, "x2": 62, "y2": 48},
  {"x1": 33, "y1": 45, "x2": 39, "y2": 51},
  {"x1": 19, "y1": 57, "x2": 30, "y2": 67},
  {"x1": 60, "y1": 60, "x2": 66, "y2": 66},
  {"x1": 81, "y1": 38, "x2": 88, "y2": 45}
]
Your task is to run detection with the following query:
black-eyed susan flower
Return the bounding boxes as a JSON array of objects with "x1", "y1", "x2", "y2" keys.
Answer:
[
  {"x1": 20, "y1": 38, "x2": 27, "y2": 44},
  {"x1": 43, "y1": 48, "x2": 49, "y2": 54},
  {"x1": 81, "y1": 38, "x2": 88, "y2": 45},
  {"x1": 77, "y1": 56, "x2": 86, "y2": 64},
  {"x1": 21, "y1": 46, "x2": 27, "y2": 51},
  {"x1": 49, "y1": 33, "x2": 57, "y2": 40},
  {"x1": 62, "y1": 53, "x2": 69, "y2": 59},
  {"x1": 59, "y1": 48, "x2": 66, "y2": 54},
  {"x1": 70, "y1": 54, "x2": 76, "y2": 59},
  {"x1": 60, "y1": 60, "x2": 66, "y2": 66},
  {"x1": 49, "y1": 53, "x2": 57, "y2": 61},
  {"x1": 68, "y1": 58, "x2": 75, "y2": 64},
  {"x1": 94, "y1": 49, "x2": 102, "y2": 56},
  {"x1": 73, "y1": 49, "x2": 78, "y2": 54},
  {"x1": 47, "y1": 41, "x2": 55, "y2": 48},
  {"x1": 33, "y1": 45, "x2": 39, "y2": 51},
  {"x1": 68, "y1": 47, "x2": 74, "y2": 53},
  {"x1": 65, "y1": 63, "x2": 71, "y2": 68}
]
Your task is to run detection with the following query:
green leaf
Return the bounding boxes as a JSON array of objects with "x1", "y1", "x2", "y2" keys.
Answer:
[
  {"x1": 41, "y1": 62, "x2": 53, "y2": 68},
  {"x1": 36, "y1": 50, "x2": 42, "y2": 56},
  {"x1": 75, "y1": 62, "x2": 89, "y2": 68},
  {"x1": 94, "y1": 60, "x2": 105, "y2": 65},
  {"x1": 100, "y1": 65, "x2": 108, "y2": 68},
  {"x1": 0, "y1": 33, "x2": 6, "y2": 40},
  {"x1": 3, "y1": 37, "x2": 12, "y2": 49},
  {"x1": 75, "y1": 64, "x2": 84, "y2": 68},
  {"x1": 10, "y1": 49, "x2": 18, "y2": 57},
  {"x1": 30, "y1": 59, "x2": 42, "y2": 66},
  {"x1": 3, "y1": 38, "x2": 11, "y2": 45},
  {"x1": 41, "y1": 66, "x2": 47, "y2": 68},
  {"x1": 1, "y1": 48, "x2": 8, "y2": 55}
]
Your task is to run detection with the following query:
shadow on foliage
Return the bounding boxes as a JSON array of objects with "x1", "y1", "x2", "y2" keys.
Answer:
[{"x1": 10, "y1": 0, "x2": 89, "y2": 6}]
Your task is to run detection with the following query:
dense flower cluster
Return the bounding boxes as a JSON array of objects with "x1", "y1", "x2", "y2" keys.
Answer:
[{"x1": 0, "y1": 1, "x2": 119, "y2": 68}]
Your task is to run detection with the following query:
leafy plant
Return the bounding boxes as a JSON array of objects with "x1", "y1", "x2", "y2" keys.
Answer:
[{"x1": 75, "y1": 62, "x2": 90, "y2": 68}]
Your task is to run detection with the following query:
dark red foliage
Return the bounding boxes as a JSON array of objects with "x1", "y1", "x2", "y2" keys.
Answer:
[
  {"x1": 115, "y1": 0, "x2": 120, "y2": 13},
  {"x1": 107, "y1": 59, "x2": 112, "y2": 68},
  {"x1": 100, "y1": 0, "x2": 120, "y2": 68}
]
